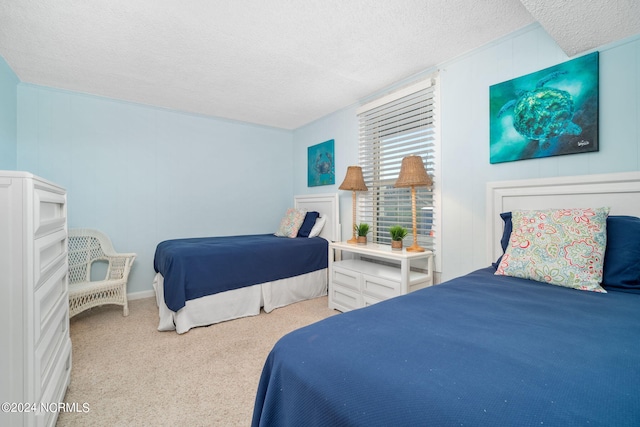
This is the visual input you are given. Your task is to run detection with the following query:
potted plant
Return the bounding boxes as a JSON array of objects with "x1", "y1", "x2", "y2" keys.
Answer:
[
  {"x1": 389, "y1": 225, "x2": 408, "y2": 250},
  {"x1": 355, "y1": 223, "x2": 370, "y2": 244}
]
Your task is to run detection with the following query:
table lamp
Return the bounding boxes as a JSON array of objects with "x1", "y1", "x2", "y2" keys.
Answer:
[
  {"x1": 339, "y1": 166, "x2": 368, "y2": 244},
  {"x1": 394, "y1": 155, "x2": 432, "y2": 252}
]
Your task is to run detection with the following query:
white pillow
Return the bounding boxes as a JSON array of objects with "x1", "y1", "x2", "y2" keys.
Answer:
[{"x1": 308, "y1": 215, "x2": 327, "y2": 238}]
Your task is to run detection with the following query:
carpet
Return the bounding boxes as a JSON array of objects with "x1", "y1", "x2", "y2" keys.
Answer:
[{"x1": 57, "y1": 296, "x2": 337, "y2": 426}]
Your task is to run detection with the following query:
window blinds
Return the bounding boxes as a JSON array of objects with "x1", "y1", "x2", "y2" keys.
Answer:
[{"x1": 357, "y1": 76, "x2": 438, "y2": 249}]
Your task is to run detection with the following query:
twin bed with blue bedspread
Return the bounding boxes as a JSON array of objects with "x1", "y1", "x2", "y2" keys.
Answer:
[
  {"x1": 252, "y1": 173, "x2": 640, "y2": 426},
  {"x1": 155, "y1": 234, "x2": 328, "y2": 312},
  {"x1": 153, "y1": 194, "x2": 340, "y2": 334},
  {"x1": 254, "y1": 267, "x2": 640, "y2": 426}
]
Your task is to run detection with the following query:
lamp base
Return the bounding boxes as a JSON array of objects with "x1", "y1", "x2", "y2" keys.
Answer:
[
  {"x1": 406, "y1": 243, "x2": 425, "y2": 252},
  {"x1": 347, "y1": 237, "x2": 358, "y2": 244}
]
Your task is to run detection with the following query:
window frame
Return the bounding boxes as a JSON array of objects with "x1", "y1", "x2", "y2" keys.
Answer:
[{"x1": 356, "y1": 75, "x2": 440, "y2": 255}]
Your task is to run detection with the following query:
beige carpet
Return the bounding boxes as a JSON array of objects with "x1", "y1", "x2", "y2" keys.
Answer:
[{"x1": 57, "y1": 296, "x2": 338, "y2": 426}]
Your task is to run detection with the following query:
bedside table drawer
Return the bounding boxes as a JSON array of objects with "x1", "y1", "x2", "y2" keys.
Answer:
[
  {"x1": 328, "y1": 242, "x2": 433, "y2": 312},
  {"x1": 363, "y1": 293, "x2": 384, "y2": 307},
  {"x1": 332, "y1": 265, "x2": 361, "y2": 291},
  {"x1": 329, "y1": 283, "x2": 361, "y2": 312},
  {"x1": 362, "y1": 273, "x2": 400, "y2": 300}
]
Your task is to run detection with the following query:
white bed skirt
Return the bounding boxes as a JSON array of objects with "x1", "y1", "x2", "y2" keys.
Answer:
[{"x1": 153, "y1": 269, "x2": 328, "y2": 334}]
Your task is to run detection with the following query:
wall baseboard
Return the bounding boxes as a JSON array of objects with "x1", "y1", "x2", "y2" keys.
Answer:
[{"x1": 128, "y1": 290, "x2": 155, "y2": 301}]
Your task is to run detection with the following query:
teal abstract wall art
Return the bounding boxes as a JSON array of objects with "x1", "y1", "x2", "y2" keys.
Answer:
[
  {"x1": 308, "y1": 139, "x2": 335, "y2": 187},
  {"x1": 490, "y1": 52, "x2": 599, "y2": 164}
]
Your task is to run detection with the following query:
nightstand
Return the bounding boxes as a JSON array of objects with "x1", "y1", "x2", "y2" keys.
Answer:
[{"x1": 328, "y1": 241, "x2": 434, "y2": 312}]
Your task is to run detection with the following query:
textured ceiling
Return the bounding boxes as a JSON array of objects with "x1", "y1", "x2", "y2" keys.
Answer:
[
  {"x1": 520, "y1": 0, "x2": 640, "y2": 57},
  {"x1": 0, "y1": 1, "x2": 638, "y2": 130}
]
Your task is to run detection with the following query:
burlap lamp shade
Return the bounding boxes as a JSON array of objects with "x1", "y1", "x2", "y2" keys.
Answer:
[
  {"x1": 339, "y1": 166, "x2": 368, "y2": 243},
  {"x1": 394, "y1": 156, "x2": 432, "y2": 252}
]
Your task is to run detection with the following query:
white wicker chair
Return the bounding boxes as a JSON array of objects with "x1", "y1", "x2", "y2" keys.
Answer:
[{"x1": 68, "y1": 229, "x2": 136, "y2": 317}]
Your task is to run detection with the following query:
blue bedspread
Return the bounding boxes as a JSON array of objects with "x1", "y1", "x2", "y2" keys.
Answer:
[
  {"x1": 253, "y1": 267, "x2": 640, "y2": 426},
  {"x1": 154, "y1": 234, "x2": 328, "y2": 312}
]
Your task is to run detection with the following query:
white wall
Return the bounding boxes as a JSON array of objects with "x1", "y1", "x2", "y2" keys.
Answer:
[
  {"x1": 293, "y1": 24, "x2": 640, "y2": 282},
  {"x1": 17, "y1": 85, "x2": 294, "y2": 294}
]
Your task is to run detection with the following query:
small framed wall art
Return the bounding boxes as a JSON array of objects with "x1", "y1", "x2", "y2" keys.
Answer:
[
  {"x1": 489, "y1": 52, "x2": 599, "y2": 164},
  {"x1": 308, "y1": 139, "x2": 335, "y2": 187}
]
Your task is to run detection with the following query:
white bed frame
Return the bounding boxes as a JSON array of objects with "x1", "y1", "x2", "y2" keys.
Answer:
[
  {"x1": 154, "y1": 193, "x2": 340, "y2": 334},
  {"x1": 486, "y1": 171, "x2": 640, "y2": 265},
  {"x1": 294, "y1": 193, "x2": 341, "y2": 242}
]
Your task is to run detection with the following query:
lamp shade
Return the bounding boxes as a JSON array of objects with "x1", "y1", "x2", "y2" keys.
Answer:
[
  {"x1": 339, "y1": 166, "x2": 368, "y2": 191},
  {"x1": 394, "y1": 155, "x2": 432, "y2": 188}
]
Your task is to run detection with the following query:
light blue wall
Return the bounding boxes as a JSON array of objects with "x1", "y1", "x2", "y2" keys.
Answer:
[
  {"x1": 292, "y1": 104, "x2": 359, "y2": 242},
  {"x1": 292, "y1": 24, "x2": 640, "y2": 282},
  {"x1": 439, "y1": 25, "x2": 640, "y2": 281},
  {"x1": 0, "y1": 56, "x2": 18, "y2": 170},
  {"x1": 17, "y1": 85, "x2": 294, "y2": 294},
  {"x1": 10, "y1": 23, "x2": 640, "y2": 293}
]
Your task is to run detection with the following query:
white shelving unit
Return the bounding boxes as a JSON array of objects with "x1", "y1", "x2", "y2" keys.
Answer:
[{"x1": 328, "y1": 241, "x2": 434, "y2": 312}]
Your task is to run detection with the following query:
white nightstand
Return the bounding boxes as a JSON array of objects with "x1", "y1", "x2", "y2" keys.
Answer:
[{"x1": 328, "y1": 241, "x2": 434, "y2": 312}]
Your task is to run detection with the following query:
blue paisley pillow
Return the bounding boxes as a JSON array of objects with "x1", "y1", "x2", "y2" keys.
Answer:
[{"x1": 495, "y1": 207, "x2": 609, "y2": 292}]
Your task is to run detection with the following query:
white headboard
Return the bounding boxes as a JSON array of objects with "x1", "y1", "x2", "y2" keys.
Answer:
[
  {"x1": 294, "y1": 193, "x2": 340, "y2": 242},
  {"x1": 486, "y1": 171, "x2": 640, "y2": 265}
]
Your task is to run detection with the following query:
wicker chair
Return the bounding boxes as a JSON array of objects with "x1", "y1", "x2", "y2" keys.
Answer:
[{"x1": 68, "y1": 229, "x2": 136, "y2": 317}]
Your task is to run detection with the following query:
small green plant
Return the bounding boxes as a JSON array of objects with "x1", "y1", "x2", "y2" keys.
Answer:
[
  {"x1": 389, "y1": 225, "x2": 408, "y2": 241},
  {"x1": 354, "y1": 223, "x2": 370, "y2": 237}
]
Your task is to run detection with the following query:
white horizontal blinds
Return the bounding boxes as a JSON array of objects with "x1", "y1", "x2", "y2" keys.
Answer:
[{"x1": 357, "y1": 77, "x2": 437, "y2": 249}]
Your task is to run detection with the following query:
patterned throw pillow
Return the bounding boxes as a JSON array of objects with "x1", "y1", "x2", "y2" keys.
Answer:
[
  {"x1": 495, "y1": 207, "x2": 610, "y2": 292},
  {"x1": 274, "y1": 208, "x2": 307, "y2": 238}
]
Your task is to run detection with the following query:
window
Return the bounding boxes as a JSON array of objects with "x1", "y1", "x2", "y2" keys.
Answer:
[{"x1": 356, "y1": 75, "x2": 439, "y2": 250}]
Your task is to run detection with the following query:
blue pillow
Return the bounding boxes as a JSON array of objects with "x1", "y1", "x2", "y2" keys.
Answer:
[
  {"x1": 492, "y1": 211, "x2": 512, "y2": 269},
  {"x1": 602, "y1": 216, "x2": 640, "y2": 294},
  {"x1": 297, "y1": 211, "x2": 320, "y2": 237},
  {"x1": 499, "y1": 211, "x2": 512, "y2": 253}
]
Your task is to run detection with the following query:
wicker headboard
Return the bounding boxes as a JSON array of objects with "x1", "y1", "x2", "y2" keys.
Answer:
[{"x1": 486, "y1": 172, "x2": 640, "y2": 265}]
